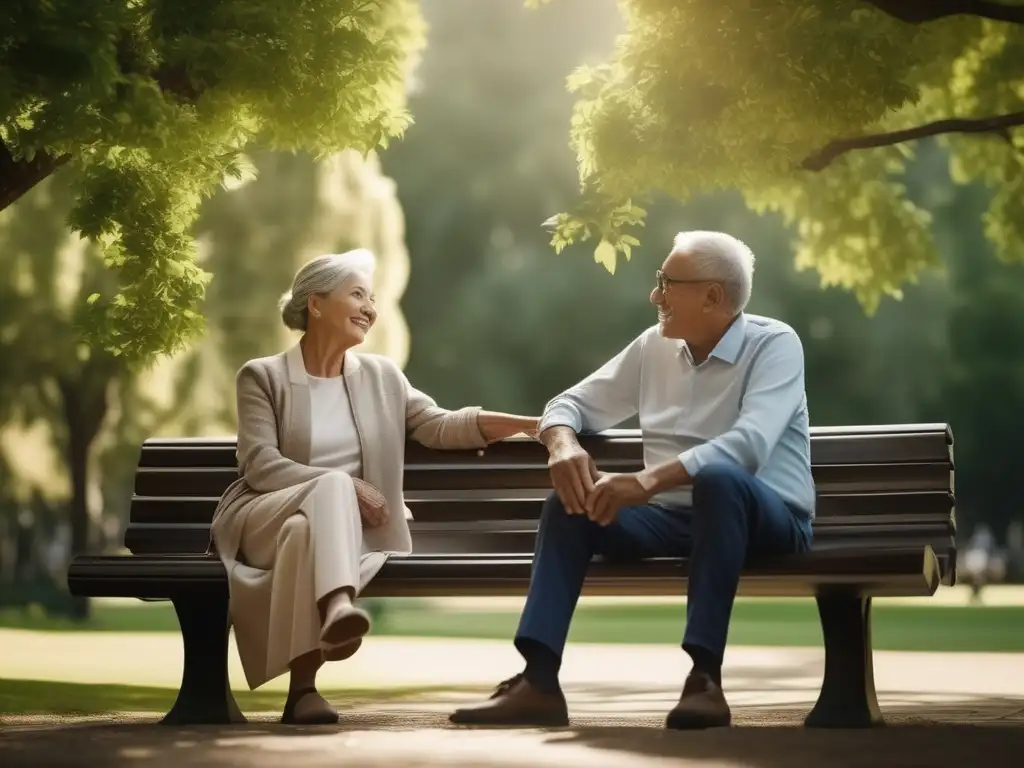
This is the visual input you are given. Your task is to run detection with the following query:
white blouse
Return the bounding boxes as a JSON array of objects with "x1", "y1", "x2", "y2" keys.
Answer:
[{"x1": 308, "y1": 374, "x2": 363, "y2": 478}]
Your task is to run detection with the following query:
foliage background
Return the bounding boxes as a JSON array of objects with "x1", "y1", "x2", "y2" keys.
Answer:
[{"x1": 2, "y1": 0, "x2": 1023, "y2": 612}]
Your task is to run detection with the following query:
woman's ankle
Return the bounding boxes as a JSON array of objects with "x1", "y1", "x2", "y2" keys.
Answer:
[
  {"x1": 287, "y1": 684, "x2": 317, "y2": 701},
  {"x1": 288, "y1": 650, "x2": 323, "y2": 693},
  {"x1": 318, "y1": 589, "x2": 354, "y2": 622}
]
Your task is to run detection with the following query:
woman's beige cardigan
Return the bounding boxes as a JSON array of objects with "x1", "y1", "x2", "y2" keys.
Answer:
[{"x1": 210, "y1": 344, "x2": 487, "y2": 688}]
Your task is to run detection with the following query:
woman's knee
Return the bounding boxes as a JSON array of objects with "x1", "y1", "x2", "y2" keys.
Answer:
[
  {"x1": 310, "y1": 471, "x2": 359, "y2": 510},
  {"x1": 278, "y1": 514, "x2": 311, "y2": 547},
  {"x1": 314, "y1": 470, "x2": 355, "y2": 494}
]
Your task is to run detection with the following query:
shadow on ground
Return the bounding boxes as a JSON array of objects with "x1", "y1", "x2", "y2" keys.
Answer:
[{"x1": 2, "y1": 693, "x2": 1023, "y2": 768}]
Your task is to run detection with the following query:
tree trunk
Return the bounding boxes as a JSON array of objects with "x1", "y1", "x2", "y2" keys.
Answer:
[{"x1": 58, "y1": 367, "x2": 113, "y2": 622}]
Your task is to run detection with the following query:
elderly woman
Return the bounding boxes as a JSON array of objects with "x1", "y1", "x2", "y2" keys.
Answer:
[{"x1": 210, "y1": 249, "x2": 537, "y2": 725}]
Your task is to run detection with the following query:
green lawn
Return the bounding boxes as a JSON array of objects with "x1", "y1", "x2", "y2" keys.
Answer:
[
  {"x1": 3, "y1": 599, "x2": 1023, "y2": 652},
  {"x1": 377, "y1": 601, "x2": 1024, "y2": 652},
  {"x1": 0, "y1": 678, "x2": 471, "y2": 716}
]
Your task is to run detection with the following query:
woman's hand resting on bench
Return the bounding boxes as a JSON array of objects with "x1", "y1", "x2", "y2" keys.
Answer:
[{"x1": 353, "y1": 478, "x2": 389, "y2": 527}]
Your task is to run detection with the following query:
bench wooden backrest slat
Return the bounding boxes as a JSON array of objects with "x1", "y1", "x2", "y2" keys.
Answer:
[
  {"x1": 132, "y1": 460, "x2": 953, "y2": 498},
  {"x1": 136, "y1": 426, "x2": 953, "y2": 468},
  {"x1": 128, "y1": 490, "x2": 953, "y2": 525},
  {"x1": 123, "y1": 425, "x2": 955, "y2": 564},
  {"x1": 123, "y1": 519, "x2": 957, "y2": 557}
]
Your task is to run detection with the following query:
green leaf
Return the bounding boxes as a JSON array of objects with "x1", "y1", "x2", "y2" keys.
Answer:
[{"x1": 594, "y1": 238, "x2": 617, "y2": 273}]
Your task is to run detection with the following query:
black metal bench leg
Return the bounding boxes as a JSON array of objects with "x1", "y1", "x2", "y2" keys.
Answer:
[
  {"x1": 804, "y1": 593, "x2": 883, "y2": 729},
  {"x1": 163, "y1": 593, "x2": 247, "y2": 725}
]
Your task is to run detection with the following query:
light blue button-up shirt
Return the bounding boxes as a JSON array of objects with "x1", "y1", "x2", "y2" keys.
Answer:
[{"x1": 539, "y1": 314, "x2": 816, "y2": 518}]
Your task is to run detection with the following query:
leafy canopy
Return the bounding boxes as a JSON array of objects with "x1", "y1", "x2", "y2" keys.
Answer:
[
  {"x1": 532, "y1": 0, "x2": 1024, "y2": 311},
  {"x1": 0, "y1": 0, "x2": 424, "y2": 364}
]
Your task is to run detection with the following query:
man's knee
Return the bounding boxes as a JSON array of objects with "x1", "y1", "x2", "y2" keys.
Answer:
[
  {"x1": 692, "y1": 463, "x2": 751, "y2": 506},
  {"x1": 539, "y1": 491, "x2": 586, "y2": 532},
  {"x1": 540, "y1": 490, "x2": 568, "y2": 520}
]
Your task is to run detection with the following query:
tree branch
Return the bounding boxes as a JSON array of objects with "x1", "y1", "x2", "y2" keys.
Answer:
[
  {"x1": 0, "y1": 141, "x2": 71, "y2": 212},
  {"x1": 800, "y1": 110, "x2": 1024, "y2": 171},
  {"x1": 0, "y1": 46, "x2": 200, "y2": 214},
  {"x1": 866, "y1": 0, "x2": 1024, "y2": 24}
]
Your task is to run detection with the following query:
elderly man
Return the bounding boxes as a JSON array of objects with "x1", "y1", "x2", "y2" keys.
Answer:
[{"x1": 449, "y1": 230, "x2": 816, "y2": 730}]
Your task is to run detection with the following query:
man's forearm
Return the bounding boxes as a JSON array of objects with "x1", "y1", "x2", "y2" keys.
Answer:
[
  {"x1": 539, "y1": 425, "x2": 580, "y2": 453},
  {"x1": 637, "y1": 458, "x2": 691, "y2": 497}
]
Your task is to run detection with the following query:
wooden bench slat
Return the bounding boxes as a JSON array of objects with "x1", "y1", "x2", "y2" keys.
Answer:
[
  {"x1": 122, "y1": 516, "x2": 955, "y2": 557},
  {"x1": 136, "y1": 425, "x2": 952, "y2": 469},
  {"x1": 133, "y1": 461, "x2": 952, "y2": 497},
  {"x1": 401, "y1": 462, "x2": 953, "y2": 492},
  {"x1": 404, "y1": 492, "x2": 952, "y2": 522},
  {"x1": 68, "y1": 544, "x2": 942, "y2": 600},
  {"x1": 127, "y1": 490, "x2": 953, "y2": 525},
  {"x1": 138, "y1": 423, "x2": 951, "y2": 448},
  {"x1": 401, "y1": 511, "x2": 952, "y2": 531}
]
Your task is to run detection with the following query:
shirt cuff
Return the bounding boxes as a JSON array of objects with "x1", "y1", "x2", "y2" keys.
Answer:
[
  {"x1": 463, "y1": 406, "x2": 488, "y2": 448},
  {"x1": 678, "y1": 446, "x2": 707, "y2": 477},
  {"x1": 538, "y1": 404, "x2": 582, "y2": 435}
]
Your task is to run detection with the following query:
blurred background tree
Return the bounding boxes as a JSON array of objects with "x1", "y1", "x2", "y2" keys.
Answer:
[{"x1": 0, "y1": 175, "x2": 190, "y2": 618}]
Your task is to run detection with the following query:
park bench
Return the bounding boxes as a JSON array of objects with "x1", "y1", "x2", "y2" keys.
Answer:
[{"x1": 68, "y1": 424, "x2": 956, "y2": 729}]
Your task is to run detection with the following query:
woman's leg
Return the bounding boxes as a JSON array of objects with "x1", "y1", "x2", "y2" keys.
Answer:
[
  {"x1": 281, "y1": 649, "x2": 339, "y2": 724},
  {"x1": 257, "y1": 515, "x2": 335, "y2": 724},
  {"x1": 306, "y1": 473, "x2": 371, "y2": 648},
  {"x1": 237, "y1": 472, "x2": 368, "y2": 720}
]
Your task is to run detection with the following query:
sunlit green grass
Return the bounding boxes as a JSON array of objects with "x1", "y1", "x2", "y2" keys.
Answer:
[
  {"x1": 0, "y1": 678, "x2": 475, "y2": 716},
  {"x1": 3, "y1": 599, "x2": 1023, "y2": 652}
]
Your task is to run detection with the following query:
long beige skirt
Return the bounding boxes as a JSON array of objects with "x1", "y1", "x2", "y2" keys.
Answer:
[{"x1": 238, "y1": 471, "x2": 367, "y2": 680}]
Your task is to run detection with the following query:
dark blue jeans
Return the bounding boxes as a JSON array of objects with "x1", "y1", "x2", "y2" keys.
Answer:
[{"x1": 515, "y1": 462, "x2": 814, "y2": 664}]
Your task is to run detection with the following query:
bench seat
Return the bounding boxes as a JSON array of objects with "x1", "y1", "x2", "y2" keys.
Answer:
[{"x1": 70, "y1": 544, "x2": 943, "y2": 599}]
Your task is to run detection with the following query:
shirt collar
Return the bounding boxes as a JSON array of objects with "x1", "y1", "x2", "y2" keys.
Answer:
[
  {"x1": 710, "y1": 314, "x2": 746, "y2": 364},
  {"x1": 677, "y1": 313, "x2": 746, "y2": 366}
]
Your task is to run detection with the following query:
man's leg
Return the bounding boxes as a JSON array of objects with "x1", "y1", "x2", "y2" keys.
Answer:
[
  {"x1": 669, "y1": 462, "x2": 813, "y2": 729},
  {"x1": 516, "y1": 493, "x2": 690, "y2": 688},
  {"x1": 449, "y1": 491, "x2": 688, "y2": 725}
]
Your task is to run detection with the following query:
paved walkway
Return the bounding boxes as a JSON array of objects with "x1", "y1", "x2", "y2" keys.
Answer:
[
  {"x1": 2, "y1": 688, "x2": 1022, "y2": 767},
  {"x1": 3, "y1": 630, "x2": 1024, "y2": 700},
  {"x1": 2, "y1": 631, "x2": 1023, "y2": 767}
]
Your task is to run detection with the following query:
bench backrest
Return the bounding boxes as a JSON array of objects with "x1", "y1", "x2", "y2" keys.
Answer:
[{"x1": 125, "y1": 424, "x2": 955, "y2": 573}]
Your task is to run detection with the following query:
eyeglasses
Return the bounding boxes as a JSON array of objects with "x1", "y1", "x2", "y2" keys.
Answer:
[{"x1": 655, "y1": 270, "x2": 717, "y2": 293}]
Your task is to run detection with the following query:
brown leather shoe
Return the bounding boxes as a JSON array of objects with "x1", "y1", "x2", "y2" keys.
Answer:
[
  {"x1": 448, "y1": 673, "x2": 569, "y2": 727},
  {"x1": 665, "y1": 670, "x2": 732, "y2": 730}
]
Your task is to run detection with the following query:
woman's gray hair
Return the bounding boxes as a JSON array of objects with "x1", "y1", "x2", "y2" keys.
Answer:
[
  {"x1": 279, "y1": 249, "x2": 377, "y2": 331},
  {"x1": 670, "y1": 230, "x2": 756, "y2": 312}
]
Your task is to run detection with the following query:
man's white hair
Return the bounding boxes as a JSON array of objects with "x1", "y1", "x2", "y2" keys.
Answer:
[
  {"x1": 279, "y1": 249, "x2": 376, "y2": 331},
  {"x1": 670, "y1": 230, "x2": 756, "y2": 312}
]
